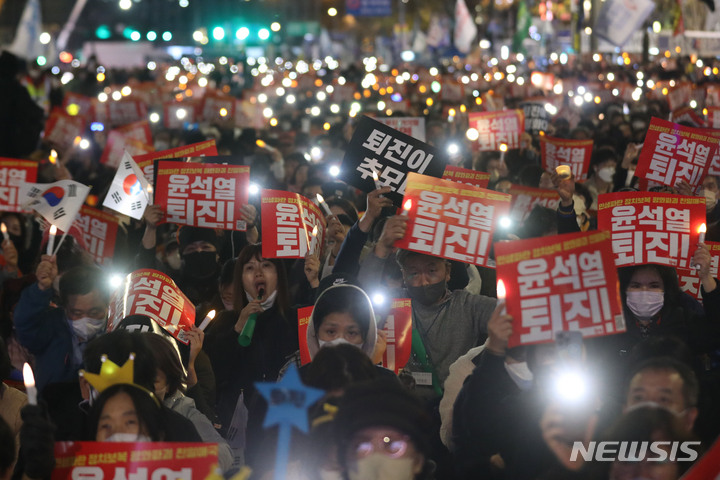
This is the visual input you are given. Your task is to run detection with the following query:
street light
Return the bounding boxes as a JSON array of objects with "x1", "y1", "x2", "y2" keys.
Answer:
[{"x1": 328, "y1": 7, "x2": 338, "y2": 16}]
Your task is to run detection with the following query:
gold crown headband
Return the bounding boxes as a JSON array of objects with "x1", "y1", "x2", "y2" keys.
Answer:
[{"x1": 80, "y1": 353, "x2": 160, "y2": 406}]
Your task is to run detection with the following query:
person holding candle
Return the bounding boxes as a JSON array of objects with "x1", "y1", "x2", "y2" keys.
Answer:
[{"x1": 0, "y1": 222, "x2": 20, "y2": 292}]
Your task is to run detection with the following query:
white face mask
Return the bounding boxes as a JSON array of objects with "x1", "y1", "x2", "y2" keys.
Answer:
[
  {"x1": 166, "y1": 251, "x2": 182, "y2": 271},
  {"x1": 245, "y1": 289, "x2": 277, "y2": 310},
  {"x1": 318, "y1": 337, "x2": 359, "y2": 349},
  {"x1": 348, "y1": 454, "x2": 417, "y2": 480},
  {"x1": 504, "y1": 361, "x2": 534, "y2": 391},
  {"x1": 72, "y1": 317, "x2": 106, "y2": 342},
  {"x1": 598, "y1": 166, "x2": 615, "y2": 183},
  {"x1": 105, "y1": 433, "x2": 152, "y2": 442},
  {"x1": 626, "y1": 291, "x2": 664, "y2": 320}
]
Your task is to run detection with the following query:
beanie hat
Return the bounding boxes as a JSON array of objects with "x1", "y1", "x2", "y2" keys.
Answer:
[
  {"x1": 177, "y1": 226, "x2": 218, "y2": 255},
  {"x1": 334, "y1": 379, "x2": 433, "y2": 460}
]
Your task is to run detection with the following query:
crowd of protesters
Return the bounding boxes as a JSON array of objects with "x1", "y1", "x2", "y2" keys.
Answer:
[{"x1": 0, "y1": 44, "x2": 720, "y2": 480}]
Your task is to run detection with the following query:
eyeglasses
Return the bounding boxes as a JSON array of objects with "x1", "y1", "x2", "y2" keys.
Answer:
[{"x1": 351, "y1": 434, "x2": 410, "y2": 459}]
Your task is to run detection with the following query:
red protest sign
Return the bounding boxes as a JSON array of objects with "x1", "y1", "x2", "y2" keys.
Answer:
[
  {"x1": 677, "y1": 241, "x2": 720, "y2": 302},
  {"x1": 680, "y1": 437, "x2": 720, "y2": 480},
  {"x1": 62, "y1": 92, "x2": 94, "y2": 120},
  {"x1": 73, "y1": 206, "x2": 119, "y2": 267},
  {"x1": 495, "y1": 230, "x2": 625, "y2": 348},
  {"x1": 94, "y1": 99, "x2": 148, "y2": 127},
  {"x1": 100, "y1": 121, "x2": 154, "y2": 168},
  {"x1": 133, "y1": 140, "x2": 218, "y2": 185},
  {"x1": 0, "y1": 158, "x2": 38, "y2": 212},
  {"x1": 107, "y1": 269, "x2": 196, "y2": 344},
  {"x1": 380, "y1": 299, "x2": 412, "y2": 374},
  {"x1": 667, "y1": 83, "x2": 693, "y2": 112},
  {"x1": 508, "y1": 184, "x2": 560, "y2": 223},
  {"x1": 635, "y1": 117, "x2": 718, "y2": 191},
  {"x1": 442, "y1": 166, "x2": 490, "y2": 188},
  {"x1": 597, "y1": 192, "x2": 706, "y2": 269},
  {"x1": 395, "y1": 173, "x2": 511, "y2": 267},
  {"x1": 708, "y1": 107, "x2": 720, "y2": 129},
  {"x1": 260, "y1": 190, "x2": 326, "y2": 259},
  {"x1": 468, "y1": 110, "x2": 525, "y2": 151},
  {"x1": 540, "y1": 136, "x2": 593, "y2": 181},
  {"x1": 52, "y1": 441, "x2": 219, "y2": 480},
  {"x1": 154, "y1": 161, "x2": 250, "y2": 231},
  {"x1": 44, "y1": 109, "x2": 87, "y2": 150},
  {"x1": 670, "y1": 107, "x2": 706, "y2": 128},
  {"x1": 298, "y1": 305, "x2": 314, "y2": 365}
]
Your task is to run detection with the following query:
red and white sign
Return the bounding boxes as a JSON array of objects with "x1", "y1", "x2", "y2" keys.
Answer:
[
  {"x1": 52, "y1": 441, "x2": 218, "y2": 480},
  {"x1": 540, "y1": 136, "x2": 593, "y2": 181},
  {"x1": 468, "y1": 110, "x2": 525, "y2": 151},
  {"x1": 100, "y1": 121, "x2": 154, "y2": 168},
  {"x1": 376, "y1": 117, "x2": 426, "y2": 142},
  {"x1": 107, "y1": 269, "x2": 196, "y2": 344},
  {"x1": 94, "y1": 99, "x2": 148, "y2": 127},
  {"x1": 495, "y1": 230, "x2": 625, "y2": 348},
  {"x1": 380, "y1": 298, "x2": 412, "y2": 374},
  {"x1": 635, "y1": 117, "x2": 719, "y2": 191},
  {"x1": 442, "y1": 166, "x2": 490, "y2": 188},
  {"x1": 44, "y1": 109, "x2": 87, "y2": 150},
  {"x1": 133, "y1": 140, "x2": 218, "y2": 185},
  {"x1": 0, "y1": 158, "x2": 37, "y2": 212},
  {"x1": 154, "y1": 161, "x2": 250, "y2": 231},
  {"x1": 73, "y1": 206, "x2": 119, "y2": 267},
  {"x1": 693, "y1": 127, "x2": 720, "y2": 177},
  {"x1": 508, "y1": 185, "x2": 560, "y2": 223},
  {"x1": 667, "y1": 83, "x2": 693, "y2": 112},
  {"x1": 597, "y1": 192, "x2": 706, "y2": 269},
  {"x1": 260, "y1": 190, "x2": 326, "y2": 259},
  {"x1": 708, "y1": 107, "x2": 720, "y2": 129},
  {"x1": 677, "y1": 241, "x2": 720, "y2": 302},
  {"x1": 395, "y1": 173, "x2": 512, "y2": 267}
]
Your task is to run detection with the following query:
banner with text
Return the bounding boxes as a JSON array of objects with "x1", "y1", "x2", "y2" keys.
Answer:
[
  {"x1": 597, "y1": 192, "x2": 706, "y2": 268},
  {"x1": 635, "y1": 117, "x2": 718, "y2": 191},
  {"x1": 52, "y1": 441, "x2": 219, "y2": 480},
  {"x1": 375, "y1": 117, "x2": 426, "y2": 142},
  {"x1": 107, "y1": 269, "x2": 196, "y2": 344},
  {"x1": 508, "y1": 185, "x2": 560, "y2": 223},
  {"x1": 261, "y1": 190, "x2": 326, "y2": 259},
  {"x1": 521, "y1": 102, "x2": 550, "y2": 135},
  {"x1": 73, "y1": 206, "x2": 119, "y2": 267},
  {"x1": 94, "y1": 99, "x2": 148, "y2": 127},
  {"x1": 468, "y1": 110, "x2": 525, "y2": 151},
  {"x1": 0, "y1": 158, "x2": 37, "y2": 212},
  {"x1": 395, "y1": 173, "x2": 511, "y2": 267},
  {"x1": 495, "y1": 230, "x2": 625, "y2": 347},
  {"x1": 540, "y1": 136, "x2": 593, "y2": 181},
  {"x1": 442, "y1": 165, "x2": 490, "y2": 188},
  {"x1": 340, "y1": 115, "x2": 446, "y2": 207},
  {"x1": 100, "y1": 121, "x2": 154, "y2": 168},
  {"x1": 154, "y1": 161, "x2": 249, "y2": 231},
  {"x1": 44, "y1": 109, "x2": 86, "y2": 150},
  {"x1": 134, "y1": 140, "x2": 218, "y2": 185},
  {"x1": 677, "y1": 241, "x2": 720, "y2": 302}
]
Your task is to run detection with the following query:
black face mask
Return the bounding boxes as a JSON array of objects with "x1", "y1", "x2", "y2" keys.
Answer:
[
  {"x1": 183, "y1": 251, "x2": 219, "y2": 279},
  {"x1": 406, "y1": 280, "x2": 447, "y2": 306}
]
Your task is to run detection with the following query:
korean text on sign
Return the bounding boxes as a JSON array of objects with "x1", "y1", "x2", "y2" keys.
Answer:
[
  {"x1": 597, "y1": 192, "x2": 706, "y2": 269},
  {"x1": 260, "y1": 190, "x2": 326, "y2": 259},
  {"x1": 442, "y1": 166, "x2": 490, "y2": 188},
  {"x1": 0, "y1": 158, "x2": 37, "y2": 212},
  {"x1": 380, "y1": 299, "x2": 413, "y2": 375},
  {"x1": 133, "y1": 139, "x2": 218, "y2": 185},
  {"x1": 677, "y1": 241, "x2": 720, "y2": 302},
  {"x1": 395, "y1": 173, "x2": 511, "y2": 267},
  {"x1": 468, "y1": 110, "x2": 525, "y2": 151},
  {"x1": 154, "y1": 161, "x2": 249, "y2": 231},
  {"x1": 635, "y1": 117, "x2": 718, "y2": 190},
  {"x1": 340, "y1": 115, "x2": 446, "y2": 207},
  {"x1": 508, "y1": 184, "x2": 560, "y2": 223},
  {"x1": 540, "y1": 136, "x2": 594, "y2": 181},
  {"x1": 495, "y1": 230, "x2": 625, "y2": 347},
  {"x1": 73, "y1": 206, "x2": 119, "y2": 267}
]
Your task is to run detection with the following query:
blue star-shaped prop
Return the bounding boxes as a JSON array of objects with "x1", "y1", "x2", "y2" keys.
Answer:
[{"x1": 255, "y1": 364, "x2": 325, "y2": 480}]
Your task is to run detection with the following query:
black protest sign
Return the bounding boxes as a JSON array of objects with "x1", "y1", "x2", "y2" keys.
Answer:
[
  {"x1": 521, "y1": 102, "x2": 549, "y2": 135},
  {"x1": 340, "y1": 115, "x2": 448, "y2": 207}
]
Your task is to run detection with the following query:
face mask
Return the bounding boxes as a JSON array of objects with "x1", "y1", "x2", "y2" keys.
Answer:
[
  {"x1": 166, "y1": 251, "x2": 182, "y2": 271},
  {"x1": 626, "y1": 291, "x2": 664, "y2": 320},
  {"x1": 703, "y1": 189, "x2": 717, "y2": 210},
  {"x1": 105, "y1": 433, "x2": 152, "y2": 443},
  {"x1": 348, "y1": 454, "x2": 417, "y2": 480},
  {"x1": 504, "y1": 361, "x2": 534, "y2": 391},
  {"x1": 72, "y1": 316, "x2": 106, "y2": 342},
  {"x1": 598, "y1": 167, "x2": 615, "y2": 183},
  {"x1": 406, "y1": 280, "x2": 447, "y2": 306},
  {"x1": 183, "y1": 251, "x2": 218, "y2": 279},
  {"x1": 245, "y1": 289, "x2": 277, "y2": 309},
  {"x1": 318, "y1": 337, "x2": 359, "y2": 349}
]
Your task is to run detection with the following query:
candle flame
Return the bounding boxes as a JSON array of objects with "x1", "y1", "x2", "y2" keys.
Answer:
[
  {"x1": 256, "y1": 139, "x2": 266, "y2": 148},
  {"x1": 0, "y1": 223, "x2": 6, "y2": 234},
  {"x1": 147, "y1": 185, "x2": 153, "y2": 194},
  {"x1": 316, "y1": 193, "x2": 325, "y2": 204},
  {"x1": 699, "y1": 223, "x2": 707, "y2": 234},
  {"x1": 49, "y1": 149, "x2": 58, "y2": 164},
  {"x1": 23, "y1": 362, "x2": 35, "y2": 389},
  {"x1": 207, "y1": 310, "x2": 216, "y2": 320},
  {"x1": 499, "y1": 143, "x2": 508, "y2": 152},
  {"x1": 372, "y1": 169, "x2": 379, "y2": 181},
  {"x1": 49, "y1": 225, "x2": 57, "y2": 235},
  {"x1": 497, "y1": 279, "x2": 506, "y2": 300},
  {"x1": 403, "y1": 199, "x2": 412, "y2": 211},
  {"x1": 312, "y1": 225, "x2": 319, "y2": 237},
  {"x1": 73, "y1": 136, "x2": 82, "y2": 146}
]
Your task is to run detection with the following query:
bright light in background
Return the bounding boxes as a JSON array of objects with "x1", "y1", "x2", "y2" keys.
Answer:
[
  {"x1": 149, "y1": 112, "x2": 160, "y2": 123},
  {"x1": 36, "y1": 56, "x2": 46, "y2": 66},
  {"x1": 121, "y1": 86, "x2": 132, "y2": 96},
  {"x1": 60, "y1": 72, "x2": 74, "y2": 85},
  {"x1": 179, "y1": 0, "x2": 189, "y2": 6},
  {"x1": 129, "y1": 31, "x2": 141, "y2": 41},
  {"x1": 372, "y1": 292, "x2": 386, "y2": 306},
  {"x1": 39, "y1": 32, "x2": 51, "y2": 44},
  {"x1": 554, "y1": 370, "x2": 589, "y2": 403},
  {"x1": 193, "y1": 30, "x2": 204, "y2": 42},
  {"x1": 310, "y1": 146, "x2": 323, "y2": 161},
  {"x1": 79, "y1": 139, "x2": 90, "y2": 149},
  {"x1": 262, "y1": 107, "x2": 273, "y2": 118},
  {"x1": 236, "y1": 27, "x2": 249, "y2": 40},
  {"x1": 653, "y1": 21, "x2": 661, "y2": 33},
  {"x1": 212, "y1": 26, "x2": 225, "y2": 40},
  {"x1": 499, "y1": 216, "x2": 512, "y2": 229},
  {"x1": 109, "y1": 274, "x2": 124, "y2": 289},
  {"x1": 162, "y1": 31, "x2": 172, "y2": 41},
  {"x1": 447, "y1": 143, "x2": 459, "y2": 155},
  {"x1": 249, "y1": 183, "x2": 260, "y2": 195},
  {"x1": 176, "y1": 108, "x2": 187, "y2": 120},
  {"x1": 258, "y1": 28, "x2": 270, "y2": 40},
  {"x1": 90, "y1": 122, "x2": 104, "y2": 132},
  {"x1": 111, "y1": 91, "x2": 122, "y2": 101},
  {"x1": 310, "y1": 106, "x2": 321, "y2": 116},
  {"x1": 98, "y1": 92, "x2": 108, "y2": 102},
  {"x1": 466, "y1": 128, "x2": 479, "y2": 141},
  {"x1": 119, "y1": 0, "x2": 131, "y2": 9},
  {"x1": 271, "y1": 22, "x2": 281, "y2": 32},
  {"x1": 147, "y1": 31, "x2": 157, "y2": 41},
  {"x1": 330, "y1": 104, "x2": 340, "y2": 114},
  {"x1": 328, "y1": 7, "x2": 338, "y2": 16},
  {"x1": 401, "y1": 50, "x2": 415, "y2": 62},
  {"x1": 329, "y1": 165, "x2": 340, "y2": 177}
]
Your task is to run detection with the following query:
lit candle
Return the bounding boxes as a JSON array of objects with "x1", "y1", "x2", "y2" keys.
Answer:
[
  {"x1": 198, "y1": 310, "x2": 216, "y2": 331},
  {"x1": 401, "y1": 199, "x2": 412, "y2": 216},
  {"x1": 49, "y1": 149, "x2": 58, "y2": 165},
  {"x1": 499, "y1": 142, "x2": 508, "y2": 164},
  {"x1": 316, "y1": 194, "x2": 332, "y2": 216},
  {"x1": 256, "y1": 139, "x2": 266, "y2": 148},
  {"x1": 0, "y1": 223, "x2": 8, "y2": 242},
  {"x1": 23, "y1": 362, "x2": 37, "y2": 405},
  {"x1": 47, "y1": 225, "x2": 57, "y2": 256},
  {"x1": 372, "y1": 169, "x2": 383, "y2": 190},
  {"x1": 311, "y1": 225, "x2": 319, "y2": 255},
  {"x1": 497, "y1": 279, "x2": 506, "y2": 301},
  {"x1": 699, "y1": 223, "x2": 707, "y2": 244},
  {"x1": 555, "y1": 165, "x2": 571, "y2": 179}
]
